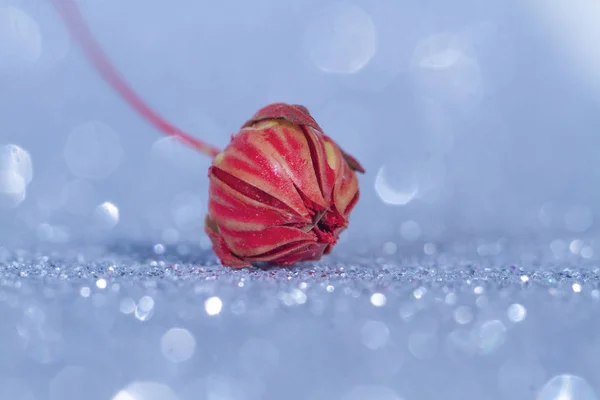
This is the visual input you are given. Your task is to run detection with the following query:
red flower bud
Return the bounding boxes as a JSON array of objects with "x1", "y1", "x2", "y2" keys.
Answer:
[
  {"x1": 205, "y1": 103, "x2": 364, "y2": 267},
  {"x1": 51, "y1": 0, "x2": 365, "y2": 267}
]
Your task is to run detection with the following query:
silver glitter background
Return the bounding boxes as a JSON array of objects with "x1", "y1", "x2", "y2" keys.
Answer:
[
  {"x1": 2, "y1": 0, "x2": 600, "y2": 399},
  {"x1": 2, "y1": 247, "x2": 600, "y2": 400}
]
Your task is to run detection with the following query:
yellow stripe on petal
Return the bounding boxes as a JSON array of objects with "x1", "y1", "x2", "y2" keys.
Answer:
[{"x1": 324, "y1": 141, "x2": 339, "y2": 171}]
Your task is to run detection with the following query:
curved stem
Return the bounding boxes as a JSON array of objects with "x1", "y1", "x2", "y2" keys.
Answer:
[{"x1": 50, "y1": 0, "x2": 221, "y2": 158}]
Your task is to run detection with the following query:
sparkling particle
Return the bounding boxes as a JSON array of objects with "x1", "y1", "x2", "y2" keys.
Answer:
[
  {"x1": 94, "y1": 202, "x2": 120, "y2": 230},
  {"x1": 573, "y1": 283, "x2": 582, "y2": 293},
  {"x1": 375, "y1": 156, "x2": 447, "y2": 207},
  {"x1": 424, "y1": 242, "x2": 437, "y2": 255},
  {"x1": 507, "y1": 303, "x2": 527, "y2": 322},
  {"x1": 96, "y1": 278, "x2": 107, "y2": 289},
  {"x1": 537, "y1": 374, "x2": 597, "y2": 400},
  {"x1": 205, "y1": 296, "x2": 223, "y2": 316},
  {"x1": 382, "y1": 241, "x2": 397, "y2": 255},
  {"x1": 153, "y1": 244, "x2": 165, "y2": 255},
  {"x1": 326, "y1": 285, "x2": 335, "y2": 293},
  {"x1": 139, "y1": 296, "x2": 154, "y2": 309},
  {"x1": 0, "y1": 144, "x2": 33, "y2": 185},
  {"x1": 570, "y1": 239, "x2": 584, "y2": 255},
  {"x1": 291, "y1": 289, "x2": 307, "y2": 305},
  {"x1": 5, "y1": 246, "x2": 600, "y2": 396},
  {"x1": 160, "y1": 328, "x2": 196, "y2": 363},
  {"x1": 280, "y1": 291, "x2": 298, "y2": 307},
  {"x1": 135, "y1": 296, "x2": 155, "y2": 321},
  {"x1": 304, "y1": 2, "x2": 377, "y2": 74},
  {"x1": 64, "y1": 120, "x2": 124, "y2": 180},
  {"x1": 374, "y1": 164, "x2": 419, "y2": 206},
  {"x1": 370, "y1": 292, "x2": 386, "y2": 307},
  {"x1": 521, "y1": 275, "x2": 530, "y2": 283},
  {"x1": 413, "y1": 287, "x2": 426, "y2": 300},
  {"x1": 361, "y1": 320, "x2": 390, "y2": 350}
]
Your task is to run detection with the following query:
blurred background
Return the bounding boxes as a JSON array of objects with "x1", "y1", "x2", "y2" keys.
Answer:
[
  {"x1": 4, "y1": 3, "x2": 600, "y2": 400},
  {"x1": 1, "y1": 0, "x2": 600, "y2": 257}
]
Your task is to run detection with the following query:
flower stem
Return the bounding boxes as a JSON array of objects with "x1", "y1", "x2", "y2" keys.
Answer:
[{"x1": 50, "y1": 0, "x2": 221, "y2": 158}]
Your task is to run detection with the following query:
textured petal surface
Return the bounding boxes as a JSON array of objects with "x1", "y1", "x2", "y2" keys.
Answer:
[
  {"x1": 208, "y1": 167, "x2": 306, "y2": 230},
  {"x1": 244, "y1": 121, "x2": 327, "y2": 209},
  {"x1": 334, "y1": 159, "x2": 360, "y2": 217},
  {"x1": 205, "y1": 103, "x2": 363, "y2": 268},
  {"x1": 341, "y1": 148, "x2": 366, "y2": 173},
  {"x1": 243, "y1": 103, "x2": 324, "y2": 133},
  {"x1": 218, "y1": 225, "x2": 316, "y2": 258},
  {"x1": 204, "y1": 216, "x2": 251, "y2": 268},
  {"x1": 213, "y1": 126, "x2": 309, "y2": 219},
  {"x1": 302, "y1": 126, "x2": 336, "y2": 202},
  {"x1": 248, "y1": 243, "x2": 329, "y2": 266}
]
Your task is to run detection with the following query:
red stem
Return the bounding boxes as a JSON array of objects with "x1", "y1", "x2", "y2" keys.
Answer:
[{"x1": 50, "y1": 0, "x2": 221, "y2": 158}]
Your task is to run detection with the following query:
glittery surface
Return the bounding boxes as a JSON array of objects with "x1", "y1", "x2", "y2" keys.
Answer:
[
  {"x1": 1, "y1": 244, "x2": 599, "y2": 400},
  {"x1": 3, "y1": 1, "x2": 600, "y2": 399}
]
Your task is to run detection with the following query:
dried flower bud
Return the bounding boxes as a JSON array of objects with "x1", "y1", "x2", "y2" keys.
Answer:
[
  {"x1": 205, "y1": 103, "x2": 364, "y2": 267},
  {"x1": 50, "y1": 1, "x2": 365, "y2": 268}
]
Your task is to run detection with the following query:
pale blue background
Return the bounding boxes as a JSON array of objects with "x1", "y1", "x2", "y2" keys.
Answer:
[
  {"x1": 2, "y1": 2, "x2": 600, "y2": 400},
  {"x1": 1, "y1": 0, "x2": 600, "y2": 254}
]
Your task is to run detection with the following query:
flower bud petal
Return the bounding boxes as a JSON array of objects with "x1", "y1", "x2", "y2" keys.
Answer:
[
  {"x1": 218, "y1": 225, "x2": 316, "y2": 258},
  {"x1": 205, "y1": 103, "x2": 364, "y2": 268},
  {"x1": 243, "y1": 103, "x2": 324, "y2": 133}
]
